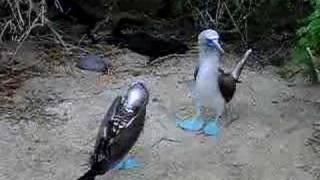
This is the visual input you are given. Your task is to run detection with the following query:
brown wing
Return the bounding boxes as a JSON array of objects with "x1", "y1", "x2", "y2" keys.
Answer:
[
  {"x1": 107, "y1": 107, "x2": 146, "y2": 164},
  {"x1": 218, "y1": 73, "x2": 236, "y2": 103},
  {"x1": 93, "y1": 96, "x2": 122, "y2": 161},
  {"x1": 91, "y1": 95, "x2": 146, "y2": 171},
  {"x1": 194, "y1": 66, "x2": 236, "y2": 103}
]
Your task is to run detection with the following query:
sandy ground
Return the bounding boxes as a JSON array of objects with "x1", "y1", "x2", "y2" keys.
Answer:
[{"x1": 0, "y1": 44, "x2": 320, "y2": 180}]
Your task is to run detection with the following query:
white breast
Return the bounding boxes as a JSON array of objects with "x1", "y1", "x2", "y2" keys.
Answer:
[{"x1": 196, "y1": 59, "x2": 224, "y2": 108}]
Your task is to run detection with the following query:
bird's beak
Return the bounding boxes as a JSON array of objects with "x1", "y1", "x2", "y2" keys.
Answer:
[
  {"x1": 214, "y1": 41, "x2": 225, "y2": 54},
  {"x1": 207, "y1": 39, "x2": 225, "y2": 54}
]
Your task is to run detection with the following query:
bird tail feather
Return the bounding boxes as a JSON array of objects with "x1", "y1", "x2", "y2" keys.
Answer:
[{"x1": 231, "y1": 49, "x2": 252, "y2": 81}]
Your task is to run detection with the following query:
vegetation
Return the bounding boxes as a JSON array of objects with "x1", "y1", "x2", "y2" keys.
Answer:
[
  {"x1": 0, "y1": 0, "x2": 319, "y2": 83},
  {"x1": 290, "y1": 0, "x2": 320, "y2": 83}
]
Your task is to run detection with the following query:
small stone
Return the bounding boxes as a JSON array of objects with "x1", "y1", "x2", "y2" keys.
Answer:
[
  {"x1": 286, "y1": 83, "x2": 296, "y2": 87},
  {"x1": 225, "y1": 148, "x2": 232, "y2": 153},
  {"x1": 232, "y1": 162, "x2": 242, "y2": 167},
  {"x1": 77, "y1": 54, "x2": 111, "y2": 72},
  {"x1": 152, "y1": 98, "x2": 160, "y2": 102}
]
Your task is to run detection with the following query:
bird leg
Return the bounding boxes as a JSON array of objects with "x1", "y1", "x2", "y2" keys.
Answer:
[
  {"x1": 203, "y1": 117, "x2": 221, "y2": 137},
  {"x1": 176, "y1": 101, "x2": 205, "y2": 132},
  {"x1": 203, "y1": 103, "x2": 225, "y2": 137},
  {"x1": 223, "y1": 103, "x2": 239, "y2": 127}
]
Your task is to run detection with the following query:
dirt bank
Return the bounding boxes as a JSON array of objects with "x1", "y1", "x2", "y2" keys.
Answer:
[{"x1": 0, "y1": 44, "x2": 319, "y2": 180}]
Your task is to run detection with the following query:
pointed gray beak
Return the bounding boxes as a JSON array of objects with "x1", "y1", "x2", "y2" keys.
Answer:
[
  {"x1": 213, "y1": 40, "x2": 224, "y2": 54},
  {"x1": 207, "y1": 39, "x2": 225, "y2": 54}
]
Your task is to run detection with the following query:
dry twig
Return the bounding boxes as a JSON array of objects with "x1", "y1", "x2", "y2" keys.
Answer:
[
  {"x1": 0, "y1": 20, "x2": 12, "y2": 42},
  {"x1": 222, "y1": 1, "x2": 246, "y2": 44}
]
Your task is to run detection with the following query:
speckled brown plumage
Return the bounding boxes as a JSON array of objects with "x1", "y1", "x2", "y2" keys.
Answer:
[{"x1": 78, "y1": 84, "x2": 148, "y2": 180}]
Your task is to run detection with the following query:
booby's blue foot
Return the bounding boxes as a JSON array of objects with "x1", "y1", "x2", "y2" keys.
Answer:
[
  {"x1": 114, "y1": 156, "x2": 141, "y2": 170},
  {"x1": 203, "y1": 120, "x2": 221, "y2": 137},
  {"x1": 176, "y1": 117, "x2": 205, "y2": 131}
]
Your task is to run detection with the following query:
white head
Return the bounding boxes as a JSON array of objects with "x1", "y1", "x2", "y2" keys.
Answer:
[
  {"x1": 198, "y1": 29, "x2": 224, "y2": 54},
  {"x1": 123, "y1": 82, "x2": 149, "y2": 112}
]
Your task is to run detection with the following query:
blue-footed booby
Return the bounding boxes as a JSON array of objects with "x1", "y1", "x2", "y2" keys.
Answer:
[
  {"x1": 177, "y1": 29, "x2": 251, "y2": 137},
  {"x1": 78, "y1": 82, "x2": 149, "y2": 180}
]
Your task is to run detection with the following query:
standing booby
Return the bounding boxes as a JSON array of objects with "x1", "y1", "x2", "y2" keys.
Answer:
[
  {"x1": 78, "y1": 82, "x2": 149, "y2": 180},
  {"x1": 177, "y1": 29, "x2": 251, "y2": 136},
  {"x1": 193, "y1": 48, "x2": 252, "y2": 103}
]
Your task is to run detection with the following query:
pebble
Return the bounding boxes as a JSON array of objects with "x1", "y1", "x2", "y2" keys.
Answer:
[{"x1": 76, "y1": 54, "x2": 111, "y2": 72}]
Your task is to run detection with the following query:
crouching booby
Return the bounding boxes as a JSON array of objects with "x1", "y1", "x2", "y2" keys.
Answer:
[
  {"x1": 177, "y1": 29, "x2": 251, "y2": 137},
  {"x1": 78, "y1": 82, "x2": 149, "y2": 180}
]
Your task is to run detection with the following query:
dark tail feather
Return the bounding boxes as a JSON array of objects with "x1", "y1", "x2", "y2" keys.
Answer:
[
  {"x1": 231, "y1": 49, "x2": 252, "y2": 81},
  {"x1": 77, "y1": 170, "x2": 96, "y2": 180}
]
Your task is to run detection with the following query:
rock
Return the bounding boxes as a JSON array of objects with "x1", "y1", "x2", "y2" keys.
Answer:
[
  {"x1": 109, "y1": 27, "x2": 189, "y2": 63},
  {"x1": 47, "y1": 0, "x2": 107, "y2": 43},
  {"x1": 76, "y1": 54, "x2": 111, "y2": 72},
  {"x1": 71, "y1": 0, "x2": 106, "y2": 19},
  {"x1": 48, "y1": 0, "x2": 106, "y2": 20},
  {"x1": 114, "y1": 0, "x2": 163, "y2": 15}
]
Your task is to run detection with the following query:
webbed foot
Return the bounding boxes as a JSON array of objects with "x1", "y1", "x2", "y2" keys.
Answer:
[
  {"x1": 203, "y1": 119, "x2": 221, "y2": 137},
  {"x1": 114, "y1": 156, "x2": 141, "y2": 170},
  {"x1": 176, "y1": 117, "x2": 205, "y2": 131}
]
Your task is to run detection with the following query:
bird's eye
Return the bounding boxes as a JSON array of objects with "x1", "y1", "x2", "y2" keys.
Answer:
[{"x1": 206, "y1": 39, "x2": 215, "y2": 47}]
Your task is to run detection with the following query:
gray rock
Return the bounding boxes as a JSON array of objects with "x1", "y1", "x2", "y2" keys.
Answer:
[{"x1": 76, "y1": 54, "x2": 111, "y2": 72}]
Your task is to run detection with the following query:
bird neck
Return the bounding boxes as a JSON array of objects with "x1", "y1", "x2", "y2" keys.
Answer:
[{"x1": 199, "y1": 47, "x2": 220, "y2": 72}]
